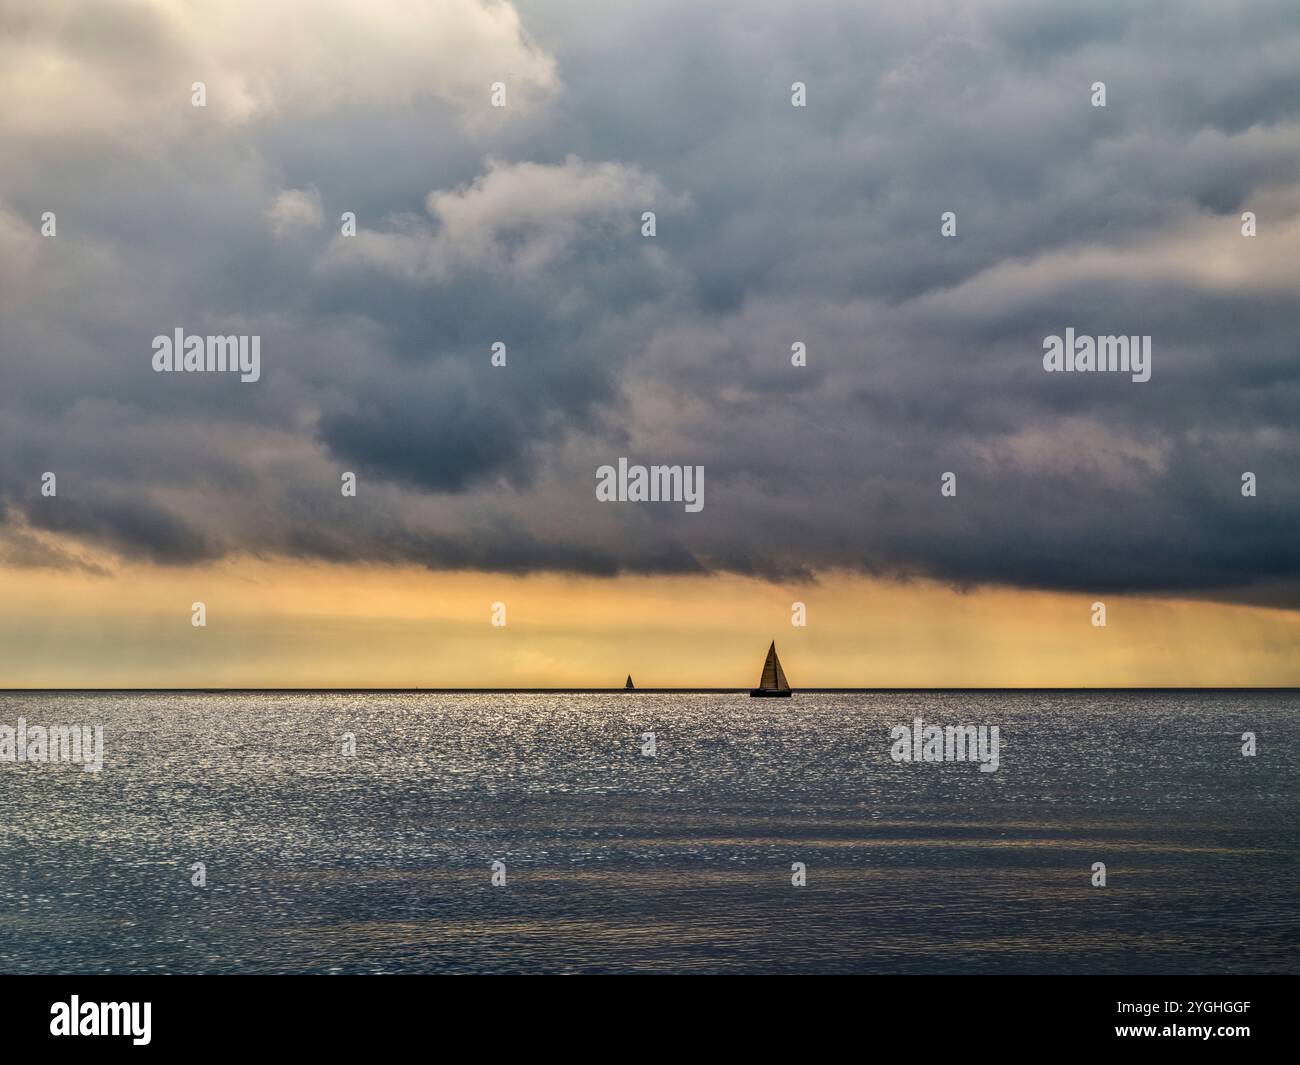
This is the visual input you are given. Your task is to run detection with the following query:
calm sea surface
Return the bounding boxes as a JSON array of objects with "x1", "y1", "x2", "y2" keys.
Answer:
[{"x1": 1, "y1": 690, "x2": 1296, "y2": 974}]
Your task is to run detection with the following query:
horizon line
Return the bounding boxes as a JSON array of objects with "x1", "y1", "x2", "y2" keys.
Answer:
[{"x1": 1, "y1": 686, "x2": 1296, "y2": 694}]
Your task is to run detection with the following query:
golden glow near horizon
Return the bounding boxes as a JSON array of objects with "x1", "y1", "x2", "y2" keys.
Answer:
[{"x1": 1, "y1": 556, "x2": 1297, "y2": 688}]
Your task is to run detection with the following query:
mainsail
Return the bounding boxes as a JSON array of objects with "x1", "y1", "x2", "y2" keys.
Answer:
[
  {"x1": 757, "y1": 641, "x2": 790, "y2": 691},
  {"x1": 625, "y1": 675, "x2": 635, "y2": 689}
]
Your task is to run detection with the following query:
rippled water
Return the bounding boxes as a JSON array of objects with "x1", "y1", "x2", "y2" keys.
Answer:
[{"x1": 1, "y1": 690, "x2": 1296, "y2": 974}]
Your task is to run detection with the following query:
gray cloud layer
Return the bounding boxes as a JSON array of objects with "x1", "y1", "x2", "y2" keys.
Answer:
[{"x1": 2, "y1": 0, "x2": 1298, "y2": 603}]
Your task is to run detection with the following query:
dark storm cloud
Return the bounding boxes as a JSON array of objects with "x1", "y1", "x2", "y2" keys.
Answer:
[{"x1": 1, "y1": 0, "x2": 1298, "y2": 602}]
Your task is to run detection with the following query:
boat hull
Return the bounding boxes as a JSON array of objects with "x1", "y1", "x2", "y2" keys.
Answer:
[{"x1": 749, "y1": 689, "x2": 792, "y2": 697}]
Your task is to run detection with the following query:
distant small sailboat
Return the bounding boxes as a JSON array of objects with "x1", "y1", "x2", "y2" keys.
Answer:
[
  {"x1": 625, "y1": 675, "x2": 635, "y2": 689},
  {"x1": 750, "y1": 640, "x2": 792, "y2": 697}
]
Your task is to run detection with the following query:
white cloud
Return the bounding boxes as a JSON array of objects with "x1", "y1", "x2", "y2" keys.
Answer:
[
  {"x1": 324, "y1": 155, "x2": 686, "y2": 280},
  {"x1": 267, "y1": 186, "x2": 325, "y2": 240},
  {"x1": 0, "y1": 0, "x2": 560, "y2": 142}
]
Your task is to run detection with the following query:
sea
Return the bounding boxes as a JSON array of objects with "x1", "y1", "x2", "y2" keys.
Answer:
[{"x1": 1, "y1": 690, "x2": 1296, "y2": 974}]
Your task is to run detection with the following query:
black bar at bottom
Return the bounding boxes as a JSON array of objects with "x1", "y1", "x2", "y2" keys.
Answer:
[{"x1": 2, "y1": 975, "x2": 1292, "y2": 1052}]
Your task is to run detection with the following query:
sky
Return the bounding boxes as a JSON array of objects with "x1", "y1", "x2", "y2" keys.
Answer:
[{"x1": 1, "y1": 0, "x2": 1298, "y2": 686}]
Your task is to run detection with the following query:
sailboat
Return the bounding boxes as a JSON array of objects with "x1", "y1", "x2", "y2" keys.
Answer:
[
  {"x1": 625, "y1": 675, "x2": 635, "y2": 689},
  {"x1": 750, "y1": 640, "x2": 792, "y2": 697}
]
